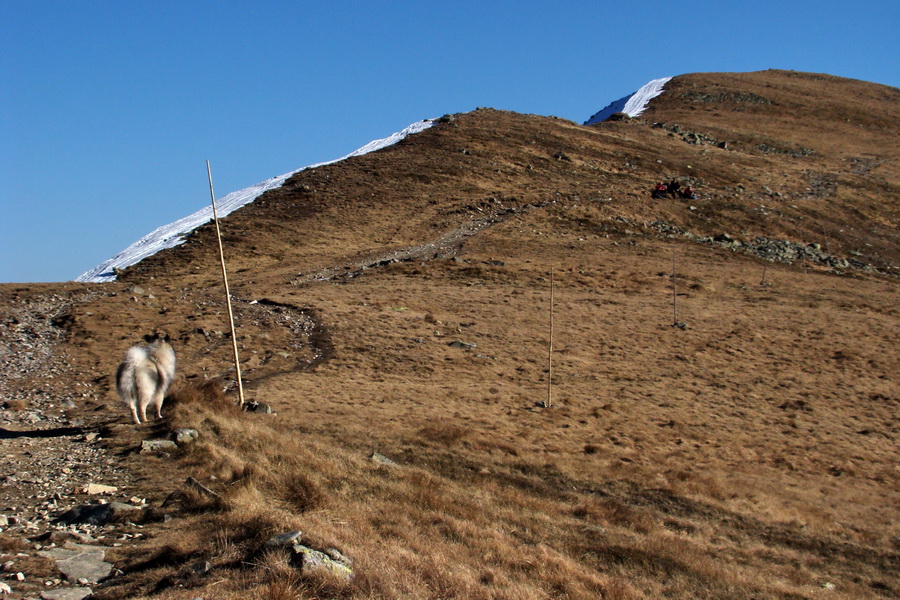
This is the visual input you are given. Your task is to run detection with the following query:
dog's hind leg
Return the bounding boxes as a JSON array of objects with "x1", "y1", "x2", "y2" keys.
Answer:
[
  {"x1": 151, "y1": 388, "x2": 165, "y2": 420},
  {"x1": 134, "y1": 367, "x2": 156, "y2": 424},
  {"x1": 146, "y1": 339, "x2": 175, "y2": 421},
  {"x1": 117, "y1": 362, "x2": 142, "y2": 424},
  {"x1": 150, "y1": 362, "x2": 170, "y2": 420},
  {"x1": 138, "y1": 395, "x2": 150, "y2": 424}
]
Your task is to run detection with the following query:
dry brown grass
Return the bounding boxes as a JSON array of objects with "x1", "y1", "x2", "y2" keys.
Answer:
[{"x1": 98, "y1": 347, "x2": 899, "y2": 598}]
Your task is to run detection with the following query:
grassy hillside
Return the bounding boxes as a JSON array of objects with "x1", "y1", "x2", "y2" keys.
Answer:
[{"x1": 1, "y1": 70, "x2": 898, "y2": 599}]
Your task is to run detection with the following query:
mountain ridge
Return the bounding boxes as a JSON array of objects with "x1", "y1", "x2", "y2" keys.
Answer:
[
  {"x1": 78, "y1": 68, "x2": 900, "y2": 284},
  {"x1": 76, "y1": 74, "x2": 673, "y2": 284},
  {"x1": 111, "y1": 69, "x2": 900, "y2": 287}
]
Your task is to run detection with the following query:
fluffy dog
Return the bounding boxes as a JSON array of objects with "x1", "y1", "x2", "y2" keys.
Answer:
[{"x1": 116, "y1": 333, "x2": 176, "y2": 424}]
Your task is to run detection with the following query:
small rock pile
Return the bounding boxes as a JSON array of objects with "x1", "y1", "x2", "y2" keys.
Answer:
[
  {"x1": 265, "y1": 531, "x2": 353, "y2": 582},
  {"x1": 639, "y1": 219, "x2": 875, "y2": 272},
  {"x1": 652, "y1": 122, "x2": 727, "y2": 148}
]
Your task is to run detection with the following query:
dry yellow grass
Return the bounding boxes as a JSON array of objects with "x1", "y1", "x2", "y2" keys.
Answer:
[{"x1": 82, "y1": 242, "x2": 900, "y2": 599}]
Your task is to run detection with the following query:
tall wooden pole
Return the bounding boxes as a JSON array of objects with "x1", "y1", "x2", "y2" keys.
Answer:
[
  {"x1": 207, "y1": 161, "x2": 245, "y2": 407},
  {"x1": 547, "y1": 268, "x2": 554, "y2": 408}
]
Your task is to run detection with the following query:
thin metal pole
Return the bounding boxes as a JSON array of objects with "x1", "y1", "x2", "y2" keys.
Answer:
[
  {"x1": 672, "y1": 248, "x2": 678, "y2": 326},
  {"x1": 207, "y1": 160, "x2": 245, "y2": 407},
  {"x1": 821, "y1": 223, "x2": 831, "y2": 256},
  {"x1": 548, "y1": 268, "x2": 554, "y2": 408}
]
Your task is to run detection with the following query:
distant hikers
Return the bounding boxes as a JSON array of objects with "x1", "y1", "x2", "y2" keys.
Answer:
[
  {"x1": 650, "y1": 179, "x2": 698, "y2": 200},
  {"x1": 667, "y1": 179, "x2": 681, "y2": 198}
]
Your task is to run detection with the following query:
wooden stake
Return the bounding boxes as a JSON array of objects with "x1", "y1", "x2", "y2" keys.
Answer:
[
  {"x1": 207, "y1": 161, "x2": 245, "y2": 407},
  {"x1": 547, "y1": 268, "x2": 554, "y2": 408}
]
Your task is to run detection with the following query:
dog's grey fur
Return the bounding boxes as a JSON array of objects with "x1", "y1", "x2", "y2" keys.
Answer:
[{"x1": 116, "y1": 333, "x2": 176, "y2": 424}]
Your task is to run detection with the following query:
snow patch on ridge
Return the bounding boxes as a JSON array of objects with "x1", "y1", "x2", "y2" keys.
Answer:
[
  {"x1": 584, "y1": 77, "x2": 672, "y2": 125},
  {"x1": 76, "y1": 119, "x2": 436, "y2": 283}
]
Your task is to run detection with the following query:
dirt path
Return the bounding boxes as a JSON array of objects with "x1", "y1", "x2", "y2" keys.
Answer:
[
  {"x1": 292, "y1": 198, "x2": 536, "y2": 285},
  {"x1": 0, "y1": 290, "x2": 144, "y2": 598}
]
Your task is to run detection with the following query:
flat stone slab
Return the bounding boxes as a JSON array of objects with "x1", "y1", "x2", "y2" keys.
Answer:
[
  {"x1": 265, "y1": 532, "x2": 352, "y2": 582},
  {"x1": 41, "y1": 588, "x2": 93, "y2": 600},
  {"x1": 266, "y1": 530, "x2": 303, "y2": 547},
  {"x1": 448, "y1": 340, "x2": 477, "y2": 349},
  {"x1": 369, "y1": 452, "x2": 398, "y2": 466},
  {"x1": 39, "y1": 544, "x2": 113, "y2": 583},
  {"x1": 292, "y1": 545, "x2": 353, "y2": 581},
  {"x1": 77, "y1": 483, "x2": 117, "y2": 495},
  {"x1": 140, "y1": 439, "x2": 178, "y2": 454}
]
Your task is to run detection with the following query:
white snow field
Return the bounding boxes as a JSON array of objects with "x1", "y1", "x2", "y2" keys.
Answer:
[
  {"x1": 76, "y1": 119, "x2": 436, "y2": 282},
  {"x1": 78, "y1": 77, "x2": 672, "y2": 282},
  {"x1": 583, "y1": 77, "x2": 672, "y2": 125}
]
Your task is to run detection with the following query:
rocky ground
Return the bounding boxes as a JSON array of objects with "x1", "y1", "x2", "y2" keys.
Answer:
[{"x1": 0, "y1": 290, "x2": 148, "y2": 600}]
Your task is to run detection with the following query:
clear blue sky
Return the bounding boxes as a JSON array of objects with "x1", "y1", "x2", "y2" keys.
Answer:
[{"x1": 2, "y1": 0, "x2": 897, "y2": 282}]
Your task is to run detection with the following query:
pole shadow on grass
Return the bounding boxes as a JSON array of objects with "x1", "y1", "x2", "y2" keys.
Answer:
[{"x1": 0, "y1": 426, "x2": 85, "y2": 439}]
